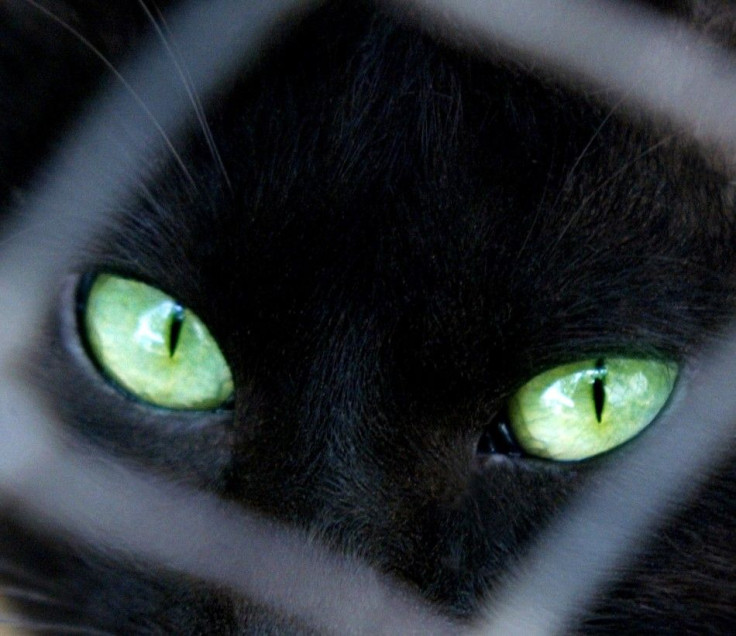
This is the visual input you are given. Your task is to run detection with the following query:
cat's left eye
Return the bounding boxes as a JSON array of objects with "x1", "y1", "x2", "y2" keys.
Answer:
[
  {"x1": 507, "y1": 357, "x2": 677, "y2": 461},
  {"x1": 82, "y1": 274, "x2": 234, "y2": 410}
]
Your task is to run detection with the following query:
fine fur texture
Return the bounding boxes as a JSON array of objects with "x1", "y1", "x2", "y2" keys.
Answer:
[{"x1": 1, "y1": 0, "x2": 736, "y2": 632}]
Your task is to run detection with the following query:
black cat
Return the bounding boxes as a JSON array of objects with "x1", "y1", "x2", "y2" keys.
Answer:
[{"x1": 1, "y1": 0, "x2": 735, "y2": 632}]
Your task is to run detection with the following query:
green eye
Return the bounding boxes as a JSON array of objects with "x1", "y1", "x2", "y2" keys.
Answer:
[
  {"x1": 83, "y1": 274, "x2": 234, "y2": 410},
  {"x1": 508, "y1": 357, "x2": 677, "y2": 461}
]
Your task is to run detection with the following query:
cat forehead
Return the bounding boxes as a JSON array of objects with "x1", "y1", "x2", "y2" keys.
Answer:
[{"x1": 103, "y1": 20, "x2": 727, "y2": 266}]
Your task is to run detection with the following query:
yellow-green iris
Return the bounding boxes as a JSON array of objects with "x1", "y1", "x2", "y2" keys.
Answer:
[
  {"x1": 84, "y1": 274, "x2": 234, "y2": 410},
  {"x1": 508, "y1": 357, "x2": 677, "y2": 461}
]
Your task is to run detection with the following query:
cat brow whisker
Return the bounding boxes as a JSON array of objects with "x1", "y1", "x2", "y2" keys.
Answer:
[
  {"x1": 545, "y1": 134, "x2": 675, "y2": 260},
  {"x1": 137, "y1": 0, "x2": 233, "y2": 193},
  {"x1": 512, "y1": 94, "x2": 629, "y2": 272},
  {"x1": 549, "y1": 93, "x2": 630, "y2": 217},
  {"x1": 20, "y1": 0, "x2": 199, "y2": 193}
]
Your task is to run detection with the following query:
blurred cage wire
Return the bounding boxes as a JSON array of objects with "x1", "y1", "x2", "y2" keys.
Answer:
[{"x1": 1, "y1": 0, "x2": 736, "y2": 633}]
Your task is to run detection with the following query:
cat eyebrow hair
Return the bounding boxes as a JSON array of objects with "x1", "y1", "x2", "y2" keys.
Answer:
[{"x1": 1, "y1": 0, "x2": 736, "y2": 633}]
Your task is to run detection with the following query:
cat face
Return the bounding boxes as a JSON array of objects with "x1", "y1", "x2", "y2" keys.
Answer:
[{"x1": 1, "y1": 0, "x2": 735, "y2": 632}]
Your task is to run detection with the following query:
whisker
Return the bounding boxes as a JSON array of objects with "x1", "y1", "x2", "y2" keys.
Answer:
[
  {"x1": 513, "y1": 94, "x2": 629, "y2": 270},
  {"x1": 0, "y1": 564, "x2": 63, "y2": 596},
  {"x1": 550, "y1": 93, "x2": 629, "y2": 214},
  {"x1": 0, "y1": 613, "x2": 113, "y2": 635},
  {"x1": 545, "y1": 134, "x2": 675, "y2": 259},
  {"x1": 0, "y1": 585, "x2": 73, "y2": 609},
  {"x1": 19, "y1": 0, "x2": 199, "y2": 192},
  {"x1": 509, "y1": 154, "x2": 556, "y2": 277},
  {"x1": 139, "y1": 0, "x2": 234, "y2": 193}
]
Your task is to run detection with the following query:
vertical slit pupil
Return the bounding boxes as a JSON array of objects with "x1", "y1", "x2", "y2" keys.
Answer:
[
  {"x1": 593, "y1": 358, "x2": 606, "y2": 423},
  {"x1": 168, "y1": 304, "x2": 186, "y2": 357}
]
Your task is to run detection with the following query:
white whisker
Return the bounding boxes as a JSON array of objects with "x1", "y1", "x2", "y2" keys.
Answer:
[
  {"x1": 20, "y1": 0, "x2": 199, "y2": 192},
  {"x1": 512, "y1": 94, "x2": 629, "y2": 273},
  {"x1": 0, "y1": 613, "x2": 112, "y2": 635},
  {"x1": 546, "y1": 134, "x2": 674, "y2": 258},
  {"x1": 0, "y1": 585, "x2": 71, "y2": 609},
  {"x1": 0, "y1": 563, "x2": 63, "y2": 596},
  {"x1": 138, "y1": 0, "x2": 233, "y2": 193}
]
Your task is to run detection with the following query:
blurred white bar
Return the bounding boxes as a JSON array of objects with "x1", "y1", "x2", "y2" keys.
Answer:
[
  {"x1": 397, "y1": 0, "x2": 736, "y2": 157},
  {"x1": 0, "y1": 0, "x2": 455, "y2": 632},
  {"x1": 2, "y1": 0, "x2": 736, "y2": 633},
  {"x1": 1, "y1": 417, "x2": 454, "y2": 633}
]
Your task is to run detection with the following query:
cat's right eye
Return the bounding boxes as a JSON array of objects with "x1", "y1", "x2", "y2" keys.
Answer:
[
  {"x1": 82, "y1": 274, "x2": 234, "y2": 410},
  {"x1": 506, "y1": 357, "x2": 678, "y2": 461}
]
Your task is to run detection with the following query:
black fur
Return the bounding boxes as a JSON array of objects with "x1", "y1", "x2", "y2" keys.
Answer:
[{"x1": 2, "y1": 0, "x2": 736, "y2": 632}]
